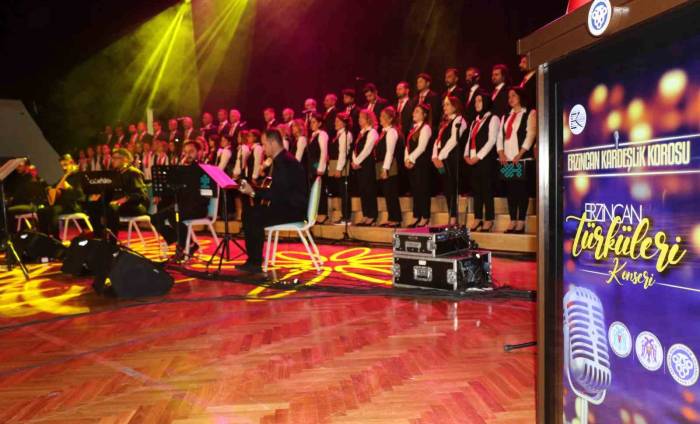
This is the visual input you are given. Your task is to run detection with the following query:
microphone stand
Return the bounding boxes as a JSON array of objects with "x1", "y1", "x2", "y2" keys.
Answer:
[{"x1": 0, "y1": 179, "x2": 29, "y2": 280}]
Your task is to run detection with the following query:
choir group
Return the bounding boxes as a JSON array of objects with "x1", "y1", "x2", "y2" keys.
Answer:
[{"x1": 74, "y1": 58, "x2": 537, "y2": 234}]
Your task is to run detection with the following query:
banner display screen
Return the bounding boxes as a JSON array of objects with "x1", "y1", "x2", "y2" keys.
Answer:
[{"x1": 558, "y1": 26, "x2": 700, "y2": 424}]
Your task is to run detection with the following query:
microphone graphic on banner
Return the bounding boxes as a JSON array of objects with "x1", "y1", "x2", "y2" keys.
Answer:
[{"x1": 563, "y1": 286, "x2": 612, "y2": 424}]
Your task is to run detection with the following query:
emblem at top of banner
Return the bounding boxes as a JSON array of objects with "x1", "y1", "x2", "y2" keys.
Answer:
[{"x1": 588, "y1": 0, "x2": 612, "y2": 37}]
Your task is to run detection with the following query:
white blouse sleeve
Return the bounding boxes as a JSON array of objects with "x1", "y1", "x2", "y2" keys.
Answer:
[
  {"x1": 438, "y1": 116, "x2": 467, "y2": 160},
  {"x1": 252, "y1": 144, "x2": 263, "y2": 179},
  {"x1": 337, "y1": 131, "x2": 351, "y2": 171},
  {"x1": 408, "y1": 125, "x2": 432, "y2": 163},
  {"x1": 522, "y1": 110, "x2": 537, "y2": 151},
  {"x1": 317, "y1": 131, "x2": 328, "y2": 173},
  {"x1": 383, "y1": 128, "x2": 398, "y2": 170},
  {"x1": 295, "y1": 136, "x2": 307, "y2": 162},
  {"x1": 218, "y1": 148, "x2": 231, "y2": 170},
  {"x1": 354, "y1": 129, "x2": 378, "y2": 165}
]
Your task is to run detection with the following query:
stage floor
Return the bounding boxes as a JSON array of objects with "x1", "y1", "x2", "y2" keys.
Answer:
[{"x1": 0, "y1": 234, "x2": 537, "y2": 423}]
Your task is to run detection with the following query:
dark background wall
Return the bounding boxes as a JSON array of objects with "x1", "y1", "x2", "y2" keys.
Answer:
[{"x1": 0, "y1": 0, "x2": 566, "y2": 154}]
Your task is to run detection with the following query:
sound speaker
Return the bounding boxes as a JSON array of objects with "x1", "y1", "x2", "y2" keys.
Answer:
[
  {"x1": 61, "y1": 236, "x2": 118, "y2": 276},
  {"x1": 13, "y1": 231, "x2": 67, "y2": 262},
  {"x1": 93, "y1": 250, "x2": 173, "y2": 298}
]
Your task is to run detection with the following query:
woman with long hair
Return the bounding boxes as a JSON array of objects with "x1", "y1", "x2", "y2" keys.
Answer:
[
  {"x1": 307, "y1": 113, "x2": 329, "y2": 223},
  {"x1": 329, "y1": 112, "x2": 353, "y2": 225},
  {"x1": 376, "y1": 107, "x2": 403, "y2": 227},
  {"x1": 497, "y1": 86, "x2": 536, "y2": 233},
  {"x1": 351, "y1": 109, "x2": 379, "y2": 226},
  {"x1": 432, "y1": 96, "x2": 467, "y2": 225},
  {"x1": 404, "y1": 103, "x2": 433, "y2": 227},
  {"x1": 464, "y1": 90, "x2": 500, "y2": 232}
]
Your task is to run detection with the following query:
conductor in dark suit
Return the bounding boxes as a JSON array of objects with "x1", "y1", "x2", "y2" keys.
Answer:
[{"x1": 238, "y1": 129, "x2": 308, "y2": 273}]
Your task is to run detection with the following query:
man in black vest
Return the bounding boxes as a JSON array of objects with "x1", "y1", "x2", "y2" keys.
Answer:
[{"x1": 238, "y1": 129, "x2": 308, "y2": 274}]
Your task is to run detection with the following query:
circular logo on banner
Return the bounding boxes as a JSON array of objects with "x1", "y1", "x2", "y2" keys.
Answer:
[
  {"x1": 635, "y1": 331, "x2": 664, "y2": 371},
  {"x1": 569, "y1": 104, "x2": 587, "y2": 135},
  {"x1": 667, "y1": 344, "x2": 699, "y2": 387},
  {"x1": 588, "y1": 0, "x2": 612, "y2": 37},
  {"x1": 608, "y1": 321, "x2": 632, "y2": 358}
]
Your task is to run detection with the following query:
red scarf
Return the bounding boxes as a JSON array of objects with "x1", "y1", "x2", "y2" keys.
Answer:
[{"x1": 470, "y1": 115, "x2": 488, "y2": 151}]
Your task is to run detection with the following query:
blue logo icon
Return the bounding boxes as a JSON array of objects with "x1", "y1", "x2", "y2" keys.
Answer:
[
  {"x1": 667, "y1": 344, "x2": 699, "y2": 387},
  {"x1": 588, "y1": 0, "x2": 612, "y2": 37}
]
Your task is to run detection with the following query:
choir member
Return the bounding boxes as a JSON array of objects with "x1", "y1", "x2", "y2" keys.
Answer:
[
  {"x1": 465, "y1": 67, "x2": 482, "y2": 122},
  {"x1": 395, "y1": 81, "x2": 415, "y2": 136},
  {"x1": 282, "y1": 107, "x2": 295, "y2": 128},
  {"x1": 182, "y1": 116, "x2": 199, "y2": 142},
  {"x1": 342, "y1": 88, "x2": 360, "y2": 137},
  {"x1": 114, "y1": 124, "x2": 127, "y2": 146},
  {"x1": 78, "y1": 149, "x2": 88, "y2": 172},
  {"x1": 415, "y1": 73, "x2": 441, "y2": 129},
  {"x1": 322, "y1": 93, "x2": 338, "y2": 139},
  {"x1": 263, "y1": 107, "x2": 277, "y2": 129},
  {"x1": 290, "y1": 119, "x2": 308, "y2": 170},
  {"x1": 491, "y1": 64, "x2": 510, "y2": 117},
  {"x1": 168, "y1": 118, "x2": 183, "y2": 146},
  {"x1": 247, "y1": 129, "x2": 264, "y2": 182},
  {"x1": 216, "y1": 108, "x2": 229, "y2": 136},
  {"x1": 102, "y1": 125, "x2": 114, "y2": 146},
  {"x1": 217, "y1": 135, "x2": 233, "y2": 171},
  {"x1": 376, "y1": 107, "x2": 403, "y2": 228},
  {"x1": 519, "y1": 55, "x2": 537, "y2": 109},
  {"x1": 154, "y1": 141, "x2": 170, "y2": 166},
  {"x1": 226, "y1": 109, "x2": 242, "y2": 147},
  {"x1": 141, "y1": 141, "x2": 154, "y2": 181},
  {"x1": 303, "y1": 98, "x2": 317, "y2": 130},
  {"x1": 99, "y1": 144, "x2": 112, "y2": 170},
  {"x1": 362, "y1": 83, "x2": 388, "y2": 116},
  {"x1": 127, "y1": 123, "x2": 138, "y2": 144},
  {"x1": 307, "y1": 113, "x2": 329, "y2": 223},
  {"x1": 443, "y1": 68, "x2": 465, "y2": 103},
  {"x1": 152, "y1": 120, "x2": 167, "y2": 142},
  {"x1": 37, "y1": 155, "x2": 84, "y2": 238},
  {"x1": 205, "y1": 134, "x2": 219, "y2": 164},
  {"x1": 464, "y1": 90, "x2": 500, "y2": 232},
  {"x1": 232, "y1": 130, "x2": 251, "y2": 179},
  {"x1": 432, "y1": 96, "x2": 467, "y2": 225},
  {"x1": 200, "y1": 112, "x2": 216, "y2": 140},
  {"x1": 137, "y1": 121, "x2": 152, "y2": 143},
  {"x1": 86, "y1": 145, "x2": 98, "y2": 171},
  {"x1": 351, "y1": 109, "x2": 379, "y2": 226},
  {"x1": 329, "y1": 112, "x2": 353, "y2": 225},
  {"x1": 404, "y1": 103, "x2": 433, "y2": 227},
  {"x1": 167, "y1": 141, "x2": 180, "y2": 165},
  {"x1": 497, "y1": 86, "x2": 536, "y2": 234}
]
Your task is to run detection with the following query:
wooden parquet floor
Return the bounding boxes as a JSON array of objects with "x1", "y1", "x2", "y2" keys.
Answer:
[{"x1": 0, "y1": 237, "x2": 537, "y2": 423}]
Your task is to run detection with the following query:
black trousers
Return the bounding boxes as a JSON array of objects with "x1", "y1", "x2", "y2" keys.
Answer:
[
  {"x1": 378, "y1": 174, "x2": 402, "y2": 223},
  {"x1": 311, "y1": 173, "x2": 328, "y2": 215},
  {"x1": 408, "y1": 160, "x2": 431, "y2": 220},
  {"x1": 151, "y1": 204, "x2": 207, "y2": 249},
  {"x1": 329, "y1": 175, "x2": 350, "y2": 220},
  {"x1": 469, "y1": 159, "x2": 495, "y2": 221},
  {"x1": 442, "y1": 151, "x2": 461, "y2": 219},
  {"x1": 85, "y1": 200, "x2": 147, "y2": 238},
  {"x1": 243, "y1": 203, "x2": 303, "y2": 266},
  {"x1": 37, "y1": 203, "x2": 80, "y2": 237},
  {"x1": 506, "y1": 178, "x2": 529, "y2": 221},
  {"x1": 353, "y1": 161, "x2": 378, "y2": 220}
]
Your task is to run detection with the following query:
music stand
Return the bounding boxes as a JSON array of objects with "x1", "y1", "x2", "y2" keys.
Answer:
[
  {"x1": 0, "y1": 157, "x2": 30, "y2": 280},
  {"x1": 198, "y1": 163, "x2": 244, "y2": 274}
]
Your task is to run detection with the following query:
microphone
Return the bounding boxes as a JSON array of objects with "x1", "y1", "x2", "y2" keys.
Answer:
[{"x1": 563, "y1": 286, "x2": 612, "y2": 424}]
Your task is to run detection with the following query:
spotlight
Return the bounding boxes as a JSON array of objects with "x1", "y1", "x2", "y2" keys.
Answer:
[{"x1": 184, "y1": 0, "x2": 191, "y2": 4}]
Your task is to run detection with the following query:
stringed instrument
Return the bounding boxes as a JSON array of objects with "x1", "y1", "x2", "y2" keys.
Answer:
[
  {"x1": 237, "y1": 176, "x2": 272, "y2": 206},
  {"x1": 47, "y1": 168, "x2": 77, "y2": 206}
]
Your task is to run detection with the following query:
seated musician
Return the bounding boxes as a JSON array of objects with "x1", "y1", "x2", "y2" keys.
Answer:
[
  {"x1": 151, "y1": 141, "x2": 209, "y2": 257},
  {"x1": 3, "y1": 160, "x2": 47, "y2": 235},
  {"x1": 238, "y1": 129, "x2": 308, "y2": 273},
  {"x1": 84, "y1": 148, "x2": 148, "y2": 239},
  {"x1": 37, "y1": 155, "x2": 84, "y2": 238}
]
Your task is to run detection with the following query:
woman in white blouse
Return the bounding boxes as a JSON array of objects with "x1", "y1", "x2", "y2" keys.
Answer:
[
  {"x1": 376, "y1": 107, "x2": 403, "y2": 227},
  {"x1": 232, "y1": 130, "x2": 251, "y2": 179},
  {"x1": 464, "y1": 90, "x2": 500, "y2": 232},
  {"x1": 432, "y1": 96, "x2": 467, "y2": 226},
  {"x1": 329, "y1": 112, "x2": 353, "y2": 225},
  {"x1": 404, "y1": 103, "x2": 433, "y2": 227},
  {"x1": 308, "y1": 113, "x2": 329, "y2": 223},
  {"x1": 351, "y1": 109, "x2": 379, "y2": 226},
  {"x1": 497, "y1": 86, "x2": 536, "y2": 234}
]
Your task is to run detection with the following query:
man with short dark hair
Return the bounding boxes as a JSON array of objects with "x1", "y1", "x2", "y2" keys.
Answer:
[
  {"x1": 238, "y1": 129, "x2": 308, "y2": 273},
  {"x1": 263, "y1": 107, "x2": 277, "y2": 129},
  {"x1": 465, "y1": 67, "x2": 481, "y2": 121},
  {"x1": 395, "y1": 81, "x2": 415, "y2": 135},
  {"x1": 322, "y1": 93, "x2": 338, "y2": 139},
  {"x1": 491, "y1": 64, "x2": 510, "y2": 117},
  {"x1": 362, "y1": 83, "x2": 388, "y2": 115},
  {"x1": 443, "y1": 67, "x2": 465, "y2": 102},
  {"x1": 415, "y1": 73, "x2": 441, "y2": 129}
]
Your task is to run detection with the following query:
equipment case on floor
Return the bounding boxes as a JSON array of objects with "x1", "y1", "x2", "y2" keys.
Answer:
[
  {"x1": 393, "y1": 226, "x2": 474, "y2": 258},
  {"x1": 392, "y1": 250, "x2": 492, "y2": 291}
]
